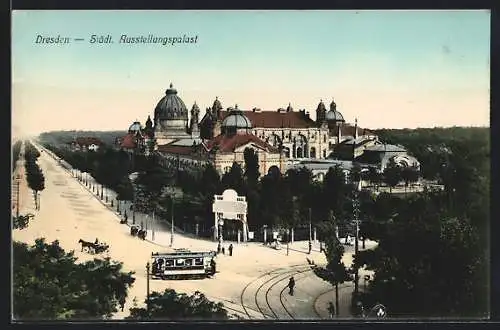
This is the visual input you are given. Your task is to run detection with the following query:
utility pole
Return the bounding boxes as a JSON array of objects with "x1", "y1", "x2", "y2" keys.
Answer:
[
  {"x1": 152, "y1": 210, "x2": 155, "y2": 241},
  {"x1": 309, "y1": 207, "x2": 312, "y2": 242},
  {"x1": 16, "y1": 175, "x2": 20, "y2": 217},
  {"x1": 353, "y1": 180, "x2": 361, "y2": 300},
  {"x1": 170, "y1": 196, "x2": 174, "y2": 247},
  {"x1": 146, "y1": 262, "x2": 150, "y2": 313},
  {"x1": 132, "y1": 191, "x2": 136, "y2": 225}
]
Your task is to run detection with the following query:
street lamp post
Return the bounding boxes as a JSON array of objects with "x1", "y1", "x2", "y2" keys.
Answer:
[
  {"x1": 16, "y1": 174, "x2": 20, "y2": 217},
  {"x1": 218, "y1": 218, "x2": 224, "y2": 243},
  {"x1": 170, "y1": 197, "x2": 174, "y2": 247},
  {"x1": 146, "y1": 262, "x2": 150, "y2": 313},
  {"x1": 309, "y1": 207, "x2": 312, "y2": 242},
  {"x1": 132, "y1": 190, "x2": 136, "y2": 225},
  {"x1": 353, "y1": 179, "x2": 362, "y2": 300},
  {"x1": 152, "y1": 210, "x2": 156, "y2": 241},
  {"x1": 263, "y1": 224, "x2": 268, "y2": 244}
]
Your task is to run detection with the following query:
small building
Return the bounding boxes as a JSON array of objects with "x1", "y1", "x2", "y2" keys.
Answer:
[
  {"x1": 68, "y1": 137, "x2": 104, "y2": 152},
  {"x1": 116, "y1": 118, "x2": 155, "y2": 156}
]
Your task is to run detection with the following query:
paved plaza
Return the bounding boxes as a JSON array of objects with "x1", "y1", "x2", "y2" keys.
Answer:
[{"x1": 12, "y1": 142, "x2": 376, "y2": 320}]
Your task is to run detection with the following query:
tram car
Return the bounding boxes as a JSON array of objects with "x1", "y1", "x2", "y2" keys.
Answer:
[{"x1": 151, "y1": 250, "x2": 216, "y2": 279}]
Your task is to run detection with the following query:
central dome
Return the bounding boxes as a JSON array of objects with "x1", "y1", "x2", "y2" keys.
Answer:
[
  {"x1": 222, "y1": 105, "x2": 253, "y2": 129},
  {"x1": 154, "y1": 83, "x2": 188, "y2": 120},
  {"x1": 326, "y1": 109, "x2": 345, "y2": 121}
]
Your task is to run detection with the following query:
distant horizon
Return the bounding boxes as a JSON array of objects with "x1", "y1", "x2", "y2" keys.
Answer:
[{"x1": 12, "y1": 10, "x2": 490, "y2": 136}]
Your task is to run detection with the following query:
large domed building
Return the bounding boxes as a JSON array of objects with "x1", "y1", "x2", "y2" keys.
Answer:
[
  {"x1": 154, "y1": 83, "x2": 191, "y2": 145},
  {"x1": 119, "y1": 84, "x2": 285, "y2": 176}
]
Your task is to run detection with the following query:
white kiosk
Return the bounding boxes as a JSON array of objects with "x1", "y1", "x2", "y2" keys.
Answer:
[{"x1": 212, "y1": 189, "x2": 248, "y2": 243}]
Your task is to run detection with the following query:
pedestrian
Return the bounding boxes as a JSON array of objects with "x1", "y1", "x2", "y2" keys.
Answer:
[
  {"x1": 119, "y1": 296, "x2": 126, "y2": 312},
  {"x1": 210, "y1": 258, "x2": 216, "y2": 276},
  {"x1": 228, "y1": 244, "x2": 233, "y2": 256},
  {"x1": 288, "y1": 276, "x2": 295, "y2": 296},
  {"x1": 217, "y1": 243, "x2": 221, "y2": 254},
  {"x1": 222, "y1": 246, "x2": 225, "y2": 255},
  {"x1": 308, "y1": 240, "x2": 312, "y2": 254},
  {"x1": 328, "y1": 301, "x2": 335, "y2": 318}
]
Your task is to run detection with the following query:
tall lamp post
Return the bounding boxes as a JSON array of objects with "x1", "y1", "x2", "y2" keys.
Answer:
[
  {"x1": 16, "y1": 174, "x2": 21, "y2": 217},
  {"x1": 308, "y1": 207, "x2": 312, "y2": 242},
  {"x1": 170, "y1": 197, "x2": 174, "y2": 247},
  {"x1": 146, "y1": 262, "x2": 150, "y2": 313},
  {"x1": 218, "y1": 218, "x2": 224, "y2": 243},
  {"x1": 352, "y1": 178, "x2": 362, "y2": 299}
]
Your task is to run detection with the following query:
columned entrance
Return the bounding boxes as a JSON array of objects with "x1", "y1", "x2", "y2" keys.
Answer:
[{"x1": 212, "y1": 189, "x2": 248, "y2": 243}]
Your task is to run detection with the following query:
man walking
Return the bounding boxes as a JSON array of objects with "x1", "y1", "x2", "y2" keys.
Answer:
[
  {"x1": 119, "y1": 296, "x2": 126, "y2": 312},
  {"x1": 210, "y1": 258, "x2": 216, "y2": 276},
  {"x1": 328, "y1": 301, "x2": 336, "y2": 318},
  {"x1": 288, "y1": 276, "x2": 295, "y2": 296},
  {"x1": 228, "y1": 244, "x2": 233, "y2": 256},
  {"x1": 308, "y1": 240, "x2": 312, "y2": 254}
]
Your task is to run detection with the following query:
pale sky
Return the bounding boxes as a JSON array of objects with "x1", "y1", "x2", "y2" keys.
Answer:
[{"x1": 12, "y1": 10, "x2": 490, "y2": 136}]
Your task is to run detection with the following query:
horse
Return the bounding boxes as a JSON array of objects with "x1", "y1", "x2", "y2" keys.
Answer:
[
  {"x1": 130, "y1": 226, "x2": 139, "y2": 236},
  {"x1": 78, "y1": 239, "x2": 95, "y2": 253},
  {"x1": 94, "y1": 243, "x2": 109, "y2": 254},
  {"x1": 138, "y1": 229, "x2": 146, "y2": 240}
]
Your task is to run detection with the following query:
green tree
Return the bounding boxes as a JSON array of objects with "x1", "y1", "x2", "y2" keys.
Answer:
[
  {"x1": 12, "y1": 214, "x2": 35, "y2": 230},
  {"x1": 243, "y1": 147, "x2": 260, "y2": 186},
  {"x1": 400, "y1": 165, "x2": 420, "y2": 195},
  {"x1": 126, "y1": 289, "x2": 229, "y2": 320},
  {"x1": 13, "y1": 238, "x2": 135, "y2": 319},
  {"x1": 382, "y1": 160, "x2": 401, "y2": 193},
  {"x1": 367, "y1": 166, "x2": 382, "y2": 191},
  {"x1": 221, "y1": 162, "x2": 244, "y2": 194},
  {"x1": 356, "y1": 191, "x2": 487, "y2": 317},
  {"x1": 314, "y1": 218, "x2": 350, "y2": 316}
]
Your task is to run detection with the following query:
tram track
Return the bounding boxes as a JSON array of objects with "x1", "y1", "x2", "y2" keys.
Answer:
[
  {"x1": 257, "y1": 267, "x2": 312, "y2": 319},
  {"x1": 273, "y1": 269, "x2": 315, "y2": 319},
  {"x1": 240, "y1": 264, "x2": 310, "y2": 319}
]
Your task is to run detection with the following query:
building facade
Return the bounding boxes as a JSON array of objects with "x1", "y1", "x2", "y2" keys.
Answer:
[
  {"x1": 120, "y1": 84, "x2": 285, "y2": 176},
  {"x1": 68, "y1": 137, "x2": 104, "y2": 152},
  {"x1": 199, "y1": 97, "x2": 375, "y2": 160}
]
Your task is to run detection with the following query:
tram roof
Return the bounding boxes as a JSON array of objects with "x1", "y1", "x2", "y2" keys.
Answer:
[{"x1": 152, "y1": 251, "x2": 214, "y2": 258}]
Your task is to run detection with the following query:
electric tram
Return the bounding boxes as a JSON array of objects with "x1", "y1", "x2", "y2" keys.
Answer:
[{"x1": 151, "y1": 249, "x2": 216, "y2": 279}]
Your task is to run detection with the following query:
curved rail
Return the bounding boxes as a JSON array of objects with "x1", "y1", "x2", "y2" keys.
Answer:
[{"x1": 239, "y1": 264, "x2": 309, "y2": 319}]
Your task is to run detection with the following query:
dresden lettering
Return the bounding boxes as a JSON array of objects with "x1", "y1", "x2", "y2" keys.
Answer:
[{"x1": 35, "y1": 34, "x2": 70, "y2": 45}]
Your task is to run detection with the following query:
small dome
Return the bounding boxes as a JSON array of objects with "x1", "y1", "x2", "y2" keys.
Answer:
[
  {"x1": 154, "y1": 83, "x2": 188, "y2": 120},
  {"x1": 326, "y1": 109, "x2": 345, "y2": 122},
  {"x1": 222, "y1": 105, "x2": 252, "y2": 129},
  {"x1": 128, "y1": 121, "x2": 142, "y2": 133}
]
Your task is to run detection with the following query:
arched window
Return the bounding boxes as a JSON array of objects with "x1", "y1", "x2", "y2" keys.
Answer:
[
  {"x1": 310, "y1": 147, "x2": 316, "y2": 158},
  {"x1": 296, "y1": 147, "x2": 303, "y2": 158}
]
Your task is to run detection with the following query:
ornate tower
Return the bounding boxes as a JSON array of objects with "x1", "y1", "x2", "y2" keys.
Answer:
[
  {"x1": 190, "y1": 102, "x2": 200, "y2": 138},
  {"x1": 316, "y1": 99, "x2": 327, "y2": 123}
]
